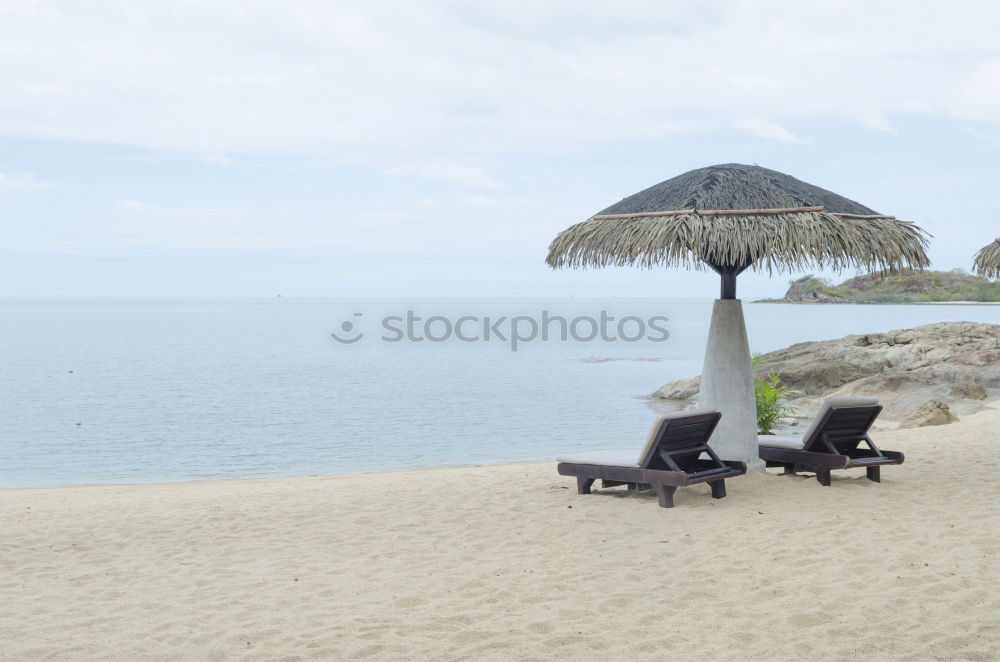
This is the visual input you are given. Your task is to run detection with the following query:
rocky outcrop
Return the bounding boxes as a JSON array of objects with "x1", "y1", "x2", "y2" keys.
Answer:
[
  {"x1": 951, "y1": 383, "x2": 988, "y2": 400},
  {"x1": 653, "y1": 375, "x2": 701, "y2": 400},
  {"x1": 757, "y1": 270, "x2": 1000, "y2": 304},
  {"x1": 653, "y1": 322, "x2": 1000, "y2": 421},
  {"x1": 776, "y1": 276, "x2": 848, "y2": 303},
  {"x1": 898, "y1": 400, "x2": 959, "y2": 429}
]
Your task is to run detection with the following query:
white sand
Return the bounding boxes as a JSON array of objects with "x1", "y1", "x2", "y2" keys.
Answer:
[{"x1": 2, "y1": 410, "x2": 999, "y2": 661}]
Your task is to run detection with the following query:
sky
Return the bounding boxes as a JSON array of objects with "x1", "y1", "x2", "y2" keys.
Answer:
[{"x1": 1, "y1": 0, "x2": 999, "y2": 298}]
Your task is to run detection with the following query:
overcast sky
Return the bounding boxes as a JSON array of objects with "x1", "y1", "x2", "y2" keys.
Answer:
[{"x1": 2, "y1": 0, "x2": 999, "y2": 297}]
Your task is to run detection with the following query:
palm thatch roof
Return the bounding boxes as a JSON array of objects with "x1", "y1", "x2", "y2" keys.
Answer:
[
  {"x1": 546, "y1": 164, "x2": 930, "y2": 273},
  {"x1": 973, "y1": 239, "x2": 1000, "y2": 280}
]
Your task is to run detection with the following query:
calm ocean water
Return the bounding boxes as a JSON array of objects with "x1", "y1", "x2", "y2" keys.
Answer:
[{"x1": 1, "y1": 297, "x2": 996, "y2": 487}]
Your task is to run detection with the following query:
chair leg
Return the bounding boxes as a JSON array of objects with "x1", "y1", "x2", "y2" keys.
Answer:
[
  {"x1": 627, "y1": 482, "x2": 640, "y2": 492},
  {"x1": 866, "y1": 466, "x2": 881, "y2": 483},
  {"x1": 710, "y1": 479, "x2": 726, "y2": 499},
  {"x1": 651, "y1": 482, "x2": 676, "y2": 508},
  {"x1": 816, "y1": 469, "x2": 832, "y2": 486},
  {"x1": 783, "y1": 464, "x2": 796, "y2": 475},
  {"x1": 576, "y1": 476, "x2": 595, "y2": 495}
]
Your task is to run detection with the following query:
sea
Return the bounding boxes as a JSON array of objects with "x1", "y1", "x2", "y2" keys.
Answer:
[{"x1": 2, "y1": 297, "x2": 996, "y2": 487}]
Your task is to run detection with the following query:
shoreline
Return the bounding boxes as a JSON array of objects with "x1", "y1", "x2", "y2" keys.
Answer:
[
  {"x1": 0, "y1": 458, "x2": 553, "y2": 492},
  {"x1": 0, "y1": 420, "x2": 913, "y2": 493},
  {"x1": 0, "y1": 405, "x2": 977, "y2": 492}
]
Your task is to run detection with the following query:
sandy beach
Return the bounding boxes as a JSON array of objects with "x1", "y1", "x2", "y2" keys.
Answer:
[{"x1": 3, "y1": 410, "x2": 998, "y2": 661}]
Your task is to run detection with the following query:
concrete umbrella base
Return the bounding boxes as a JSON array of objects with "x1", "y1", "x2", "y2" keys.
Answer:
[{"x1": 699, "y1": 299, "x2": 764, "y2": 471}]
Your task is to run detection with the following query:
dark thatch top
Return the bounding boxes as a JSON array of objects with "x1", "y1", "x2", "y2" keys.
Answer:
[
  {"x1": 596, "y1": 164, "x2": 878, "y2": 216},
  {"x1": 547, "y1": 163, "x2": 929, "y2": 274},
  {"x1": 973, "y1": 239, "x2": 1000, "y2": 280}
]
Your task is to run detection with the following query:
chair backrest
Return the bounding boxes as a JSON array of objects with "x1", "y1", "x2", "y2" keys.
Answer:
[
  {"x1": 637, "y1": 409, "x2": 721, "y2": 469},
  {"x1": 801, "y1": 396, "x2": 881, "y2": 453}
]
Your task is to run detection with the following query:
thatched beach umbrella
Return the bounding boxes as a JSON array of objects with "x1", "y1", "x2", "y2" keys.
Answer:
[
  {"x1": 547, "y1": 163, "x2": 929, "y2": 467},
  {"x1": 973, "y1": 239, "x2": 1000, "y2": 280}
]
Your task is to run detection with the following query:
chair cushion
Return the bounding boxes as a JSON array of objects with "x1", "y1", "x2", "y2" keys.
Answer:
[
  {"x1": 559, "y1": 409, "x2": 719, "y2": 468},
  {"x1": 556, "y1": 450, "x2": 640, "y2": 467},
  {"x1": 758, "y1": 435, "x2": 805, "y2": 450},
  {"x1": 636, "y1": 408, "x2": 717, "y2": 466},
  {"x1": 800, "y1": 395, "x2": 880, "y2": 446}
]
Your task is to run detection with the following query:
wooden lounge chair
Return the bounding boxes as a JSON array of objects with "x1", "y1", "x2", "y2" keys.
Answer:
[
  {"x1": 758, "y1": 396, "x2": 904, "y2": 486},
  {"x1": 557, "y1": 410, "x2": 746, "y2": 508}
]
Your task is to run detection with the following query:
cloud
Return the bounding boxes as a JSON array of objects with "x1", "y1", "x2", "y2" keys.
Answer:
[
  {"x1": 733, "y1": 118, "x2": 807, "y2": 144},
  {"x1": 196, "y1": 153, "x2": 233, "y2": 166},
  {"x1": 99, "y1": 200, "x2": 337, "y2": 252},
  {"x1": 0, "y1": 170, "x2": 46, "y2": 194},
  {"x1": 113, "y1": 199, "x2": 146, "y2": 213},
  {"x1": 956, "y1": 58, "x2": 1000, "y2": 121},
  {"x1": 0, "y1": 2, "x2": 998, "y2": 159},
  {"x1": 385, "y1": 164, "x2": 503, "y2": 189},
  {"x1": 728, "y1": 75, "x2": 784, "y2": 91},
  {"x1": 3, "y1": 1, "x2": 1000, "y2": 296}
]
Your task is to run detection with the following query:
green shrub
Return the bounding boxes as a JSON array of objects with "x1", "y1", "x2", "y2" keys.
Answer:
[{"x1": 751, "y1": 353, "x2": 797, "y2": 434}]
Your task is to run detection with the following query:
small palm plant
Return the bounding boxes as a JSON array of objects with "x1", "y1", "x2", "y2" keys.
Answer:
[{"x1": 751, "y1": 352, "x2": 797, "y2": 434}]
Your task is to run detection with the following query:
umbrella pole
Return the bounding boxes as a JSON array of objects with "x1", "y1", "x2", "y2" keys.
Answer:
[
  {"x1": 720, "y1": 272, "x2": 737, "y2": 299},
  {"x1": 709, "y1": 262, "x2": 750, "y2": 300}
]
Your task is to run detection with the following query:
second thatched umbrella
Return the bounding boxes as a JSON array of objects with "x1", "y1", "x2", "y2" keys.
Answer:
[
  {"x1": 547, "y1": 164, "x2": 929, "y2": 468},
  {"x1": 973, "y1": 239, "x2": 1000, "y2": 280}
]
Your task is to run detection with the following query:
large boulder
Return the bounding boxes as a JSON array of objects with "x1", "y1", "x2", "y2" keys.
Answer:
[
  {"x1": 652, "y1": 375, "x2": 701, "y2": 400},
  {"x1": 898, "y1": 400, "x2": 959, "y2": 429},
  {"x1": 652, "y1": 321, "x2": 1000, "y2": 421},
  {"x1": 951, "y1": 382, "x2": 988, "y2": 400},
  {"x1": 767, "y1": 358, "x2": 871, "y2": 394}
]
